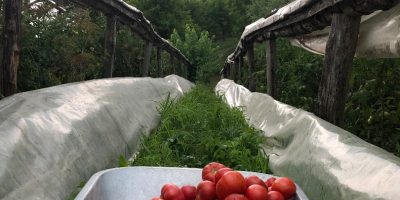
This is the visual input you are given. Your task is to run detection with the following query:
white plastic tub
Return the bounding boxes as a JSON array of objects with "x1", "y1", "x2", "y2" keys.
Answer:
[{"x1": 75, "y1": 166, "x2": 309, "y2": 200}]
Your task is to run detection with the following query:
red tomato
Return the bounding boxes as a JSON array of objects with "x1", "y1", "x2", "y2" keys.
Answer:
[
  {"x1": 181, "y1": 185, "x2": 197, "y2": 200},
  {"x1": 265, "y1": 177, "x2": 276, "y2": 188},
  {"x1": 245, "y1": 185, "x2": 268, "y2": 200},
  {"x1": 244, "y1": 175, "x2": 267, "y2": 189},
  {"x1": 271, "y1": 177, "x2": 296, "y2": 200},
  {"x1": 225, "y1": 194, "x2": 248, "y2": 200},
  {"x1": 268, "y1": 191, "x2": 284, "y2": 200},
  {"x1": 151, "y1": 198, "x2": 163, "y2": 200},
  {"x1": 216, "y1": 171, "x2": 246, "y2": 200},
  {"x1": 196, "y1": 180, "x2": 217, "y2": 200},
  {"x1": 214, "y1": 168, "x2": 233, "y2": 184},
  {"x1": 202, "y1": 162, "x2": 226, "y2": 183},
  {"x1": 160, "y1": 183, "x2": 185, "y2": 200}
]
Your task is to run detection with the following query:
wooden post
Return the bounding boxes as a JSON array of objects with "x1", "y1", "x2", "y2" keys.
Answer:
[
  {"x1": 239, "y1": 56, "x2": 243, "y2": 81},
  {"x1": 247, "y1": 44, "x2": 256, "y2": 92},
  {"x1": 141, "y1": 41, "x2": 152, "y2": 77},
  {"x1": 0, "y1": 0, "x2": 22, "y2": 97},
  {"x1": 266, "y1": 39, "x2": 278, "y2": 99},
  {"x1": 157, "y1": 47, "x2": 163, "y2": 77},
  {"x1": 233, "y1": 58, "x2": 239, "y2": 83},
  {"x1": 226, "y1": 63, "x2": 231, "y2": 79},
  {"x1": 314, "y1": 13, "x2": 361, "y2": 128},
  {"x1": 170, "y1": 54, "x2": 175, "y2": 74},
  {"x1": 102, "y1": 14, "x2": 117, "y2": 78}
]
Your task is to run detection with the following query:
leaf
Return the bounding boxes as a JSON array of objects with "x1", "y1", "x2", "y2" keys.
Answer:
[
  {"x1": 118, "y1": 155, "x2": 129, "y2": 167},
  {"x1": 77, "y1": 181, "x2": 87, "y2": 189}
]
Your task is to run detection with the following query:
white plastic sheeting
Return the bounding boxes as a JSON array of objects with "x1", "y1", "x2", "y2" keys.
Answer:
[
  {"x1": 290, "y1": 2, "x2": 400, "y2": 58},
  {"x1": 0, "y1": 75, "x2": 194, "y2": 200},
  {"x1": 215, "y1": 79, "x2": 400, "y2": 200}
]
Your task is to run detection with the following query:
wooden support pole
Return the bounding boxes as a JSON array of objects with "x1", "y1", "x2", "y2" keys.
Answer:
[
  {"x1": 170, "y1": 54, "x2": 175, "y2": 74},
  {"x1": 266, "y1": 39, "x2": 278, "y2": 99},
  {"x1": 141, "y1": 41, "x2": 153, "y2": 77},
  {"x1": 102, "y1": 14, "x2": 117, "y2": 78},
  {"x1": 314, "y1": 13, "x2": 361, "y2": 128},
  {"x1": 0, "y1": 0, "x2": 22, "y2": 97},
  {"x1": 157, "y1": 47, "x2": 163, "y2": 77},
  {"x1": 226, "y1": 63, "x2": 231, "y2": 79},
  {"x1": 239, "y1": 56, "x2": 243, "y2": 81},
  {"x1": 233, "y1": 58, "x2": 239, "y2": 83},
  {"x1": 247, "y1": 44, "x2": 256, "y2": 92}
]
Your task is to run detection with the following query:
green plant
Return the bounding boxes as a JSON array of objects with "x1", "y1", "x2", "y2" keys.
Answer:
[{"x1": 132, "y1": 84, "x2": 271, "y2": 173}]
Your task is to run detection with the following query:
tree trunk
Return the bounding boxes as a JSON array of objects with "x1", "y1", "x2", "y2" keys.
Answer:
[
  {"x1": 314, "y1": 13, "x2": 361, "y2": 128},
  {"x1": 247, "y1": 44, "x2": 256, "y2": 92},
  {"x1": 157, "y1": 47, "x2": 163, "y2": 77},
  {"x1": 170, "y1": 54, "x2": 175, "y2": 74},
  {"x1": 102, "y1": 14, "x2": 117, "y2": 78},
  {"x1": 266, "y1": 39, "x2": 278, "y2": 99},
  {"x1": 141, "y1": 41, "x2": 152, "y2": 77},
  {"x1": 0, "y1": 0, "x2": 22, "y2": 97}
]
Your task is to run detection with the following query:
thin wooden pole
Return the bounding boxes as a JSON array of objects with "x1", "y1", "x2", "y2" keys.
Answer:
[
  {"x1": 0, "y1": 0, "x2": 22, "y2": 97},
  {"x1": 247, "y1": 44, "x2": 256, "y2": 92},
  {"x1": 102, "y1": 14, "x2": 117, "y2": 78},
  {"x1": 266, "y1": 39, "x2": 278, "y2": 99},
  {"x1": 157, "y1": 47, "x2": 163, "y2": 77},
  {"x1": 314, "y1": 13, "x2": 361, "y2": 128},
  {"x1": 233, "y1": 58, "x2": 239, "y2": 83},
  {"x1": 141, "y1": 41, "x2": 152, "y2": 77},
  {"x1": 239, "y1": 56, "x2": 243, "y2": 81},
  {"x1": 170, "y1": 54, "x2": 175, "y2": 74}
]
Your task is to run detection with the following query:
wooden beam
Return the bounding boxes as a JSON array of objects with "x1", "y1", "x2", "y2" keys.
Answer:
[
  {"x1": 157, "y1": 47, "x2": 163, "y2": 77},
  {"x1": 0, "y1": 0, "x2": 22, "y2": 97},
  {"x1": 170, "y1": 54, "x2": 175, "y2": 74},
  {"x1": 314, "y1": 13, "x2": 361, "y2": 128},
  {"x1": 102, "y1": 14, "x2": 117, "y2": 78},
  {"x1": 233, "y1": 58, "x2": 239, "y2": 83},
  {"x1": 247, "y1": 44, "x2": 256, "y2": 92},
  {"x1": 141, "y1": 41, "x2": 153, "y2": 77},
  {"x1": 266, "y1": 39, "x2": 278, "y2": 99}
]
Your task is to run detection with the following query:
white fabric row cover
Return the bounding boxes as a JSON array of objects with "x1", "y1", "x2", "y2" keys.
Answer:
[
  {"x1": 237, "y1": 0, "x2": 400, "y2": 59},
  {"x1": 215, "y1": 79, "x2": 400, "y2": 200},
  {"x1": 0, "y1": 75, "x2": 194, "y2": 200},
  {"x1": 290, "y1": 2, "x2": 400, "y2": 58}
]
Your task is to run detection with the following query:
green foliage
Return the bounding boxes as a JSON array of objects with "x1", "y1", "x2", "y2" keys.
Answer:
[
  {"x1": 118, "y1": 155, "x2": 129, "y2": 167},
  {"x1": 345, "y1": 58, "x2": 400, "y2": 155},
  {"x1": 132, "y1": 84, "x2": 271, "y2": 173},
  {"x1": 169, "y1": 25, "x2": 219, "y2": 83},
  {"x1": 127, "y1": 0, "x2": 194, "y2": 39},
  {"x1": 246, "y1": 0, "x2": 291, "y2": 22},
  {"x1": 19, "y1": 6, "x2": 105, "y2": 91}
]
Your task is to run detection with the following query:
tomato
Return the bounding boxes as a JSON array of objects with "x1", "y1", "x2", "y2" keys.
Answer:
[
  {"x1": 181, "y1": 185, "x2": 197, "y2": 200},
  {"x1": 214, "y1": 168, "x2": 233, "y2": 184},
  {"x1": 265, "y1": 177, "x2": 276, "y2": 188},
  {"x1": 244, "y1": 175, "x2": 267, "y2": 189},
  {"x1": 202, "y1": 162, "x2": 226, "y2": 183},
  {"x1": 216, "y1": 171, "x2": 246, "y2": 200},
  {"x1": 196, "y1": 180, "x2": 216, "y2": 200},
  {"x1": 271, "y1": 177, "x2": 296, "y2": 200},
  {"x1": 160, "y1": 183, "x2": 185, "y2": 200},
  {"x1": 268, "y1": 191, "x2": 284, "y2": 200},
  {"x1": 245, "y1": 185, "x2": 268, "y2": 200},
  {"x1": 151, "y1": 198, "x2": 163, "y2": 200},
  {"x1": 225, "y1": 194, "x2": 248, "y2": 200}
]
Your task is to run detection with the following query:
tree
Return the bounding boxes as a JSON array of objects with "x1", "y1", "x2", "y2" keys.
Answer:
[
  {"x1": 169, "y1": 24, "x2": 218, "y2": 82},
  {"x1": 127, "y1": 0, "x2": 193, "y2": 39}
]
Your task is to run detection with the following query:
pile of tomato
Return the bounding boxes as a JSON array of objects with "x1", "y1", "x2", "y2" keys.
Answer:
[{"x1": 151, "y1": 162, "x2": 297, "y2": 200}]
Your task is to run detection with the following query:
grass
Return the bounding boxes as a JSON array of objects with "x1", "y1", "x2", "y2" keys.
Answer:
[{"x1": 131, "y1": 84, "x2": 270, "y2": 173}]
